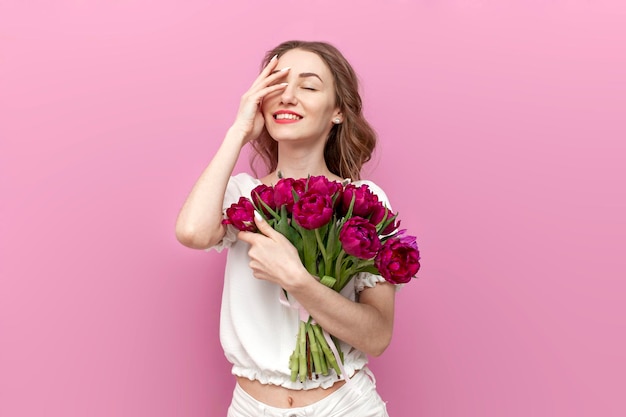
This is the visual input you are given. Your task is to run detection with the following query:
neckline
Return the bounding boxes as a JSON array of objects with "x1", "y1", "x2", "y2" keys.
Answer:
[{"x1": 247, "y1": 173, "x2": 353, "y2": 187}]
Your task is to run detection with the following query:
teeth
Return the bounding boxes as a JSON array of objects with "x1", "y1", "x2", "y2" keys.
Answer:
[{"x1": 275, "y1": 113, "x2": 301, "y2": 120}]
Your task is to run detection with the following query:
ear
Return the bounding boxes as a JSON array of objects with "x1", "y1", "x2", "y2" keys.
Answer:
[{"x1": 332, "y1": 109, "x2": 343, "y2": 124}]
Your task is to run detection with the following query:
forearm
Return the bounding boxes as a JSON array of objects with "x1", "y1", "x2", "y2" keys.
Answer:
[
  {"x1": 286, "y1": 274, "x2": 395, "y2": 357},
  {"x1": 175, "y1": 128, "x2": 246, "y2": 249},
  {"x1": 239, "y1": 214, "x2": 396, "y2": 356}
]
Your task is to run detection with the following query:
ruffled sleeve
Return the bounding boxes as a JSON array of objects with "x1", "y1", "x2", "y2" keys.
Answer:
[
  {"x1": 354, "y1": 272, "x2": 387, "y2": 293},
  {"x1": 210, "y1": 224, "x2": 238, "y2": 253},
  {"x1": 206, "y1": 173, "x2": 259, "y2": 253},
  {"x1": 354, "y1": 272, "x2": 405, "y2": 293}
]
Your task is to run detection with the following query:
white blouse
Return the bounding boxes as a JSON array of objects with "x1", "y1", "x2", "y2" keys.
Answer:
[{"x1": 210, "y1": 173, "x2": 391, "y2": 390}]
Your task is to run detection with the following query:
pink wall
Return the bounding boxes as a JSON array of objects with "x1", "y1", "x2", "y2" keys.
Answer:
[{"x1": 2, "y1": 1, "x2": 624, "y2": 416}]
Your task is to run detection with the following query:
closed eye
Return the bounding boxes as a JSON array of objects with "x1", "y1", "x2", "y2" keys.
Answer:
[{"x1": 302, "y1": 87, "x2": 317, "y2": 91}]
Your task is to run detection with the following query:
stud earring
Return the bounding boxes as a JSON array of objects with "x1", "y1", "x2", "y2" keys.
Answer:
[{"x1": 333, "y1": 118, "x2": 341, "y2": 124}]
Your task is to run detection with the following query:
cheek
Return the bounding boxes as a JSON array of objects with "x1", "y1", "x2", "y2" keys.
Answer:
[
  {"x1": 260, "y1": 92, "x2": 280, "y2": 112},
  {"x1": 262, "y1": 91, "x2": 281, "y2": 104},
  {"x1": 308, "y1": 99, "x2": 334, "y2": 118},
  {"x1": 320, "y1": 96, "x2": 338, "y2": 117},
  {"x1": 260, "y1": 106, "x2": 274, "y2": 124}
]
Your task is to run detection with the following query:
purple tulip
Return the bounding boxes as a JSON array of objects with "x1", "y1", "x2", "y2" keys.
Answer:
[
  {"x1": 222, "y1": 197, "x2": 257, "y2": 232},
  {"x1": 306, "y1": 176, "x2": 343, "y2": 205},
  {"x1": 340, "y1": 184, "x2": 379, "y2": 217},
  {"x1": 274, "y1": 178, "x2": 306, "y2": 213},
  {"x1": 375, "y1": 232, "x2": 420, "y2": 284},
  {"x1": 369, "y1": 202, "x2": 400, "y2": 235},
  {"x1": 339, "y1": 217, "x2": 382, "y2": 259},
  {"x1": 251, "y1": 184, "x2": 276, "y2": 216},
  {"x1": 293, "y1": 193, "x2": 334, "y2": 230}
]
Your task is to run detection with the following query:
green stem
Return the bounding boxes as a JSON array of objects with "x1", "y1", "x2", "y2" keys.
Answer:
[
  {"x1": 314, "y1": 228, "x2": 329, "y2": 276},
  {"x1": 289, "y1": 328, "x2": 300, "y2": 382},
  {"x1": 296, "y1": 226, "x2": 318, "y2": 275},
  {"x1": 306, "y1": 323, "x2": 324, "y2": 376},
  {"x1": 334, "y1": 250, "x2": 345, "y2": 290},
  {"x1": 298, "y1": 321, "x2": 307, "y2": 382},
  {"x1": 343, "y1": 260, "x2": 375, "y2": 285},
  {"x1": 312, "y1": 324, "x2": 342, "y2": 377}
]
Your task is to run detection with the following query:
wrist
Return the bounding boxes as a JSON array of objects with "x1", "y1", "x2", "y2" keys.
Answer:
[
  {"x1": 283, "y1": 268, "x2": 316, "y2": 295},
  {"x1": 226, "y1": 124, "x2": 253, "y2": 145}
]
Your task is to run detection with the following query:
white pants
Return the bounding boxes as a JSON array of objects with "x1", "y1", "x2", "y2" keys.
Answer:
[{"x1": 227, "y1": 368, "x2": 389, "y2": 417}]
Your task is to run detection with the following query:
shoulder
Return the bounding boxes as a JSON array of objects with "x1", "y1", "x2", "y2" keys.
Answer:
[
  {"x1": 352, "y1": 179, "x2": 386, "y2": 194},
  {"x1": 227, "y1": 173, "x2": 262, "y2": 194},
  {"x1": 223, "y1": 173, "x2": 262, "y2": 207},
  {"x1": 230, "y1": 172, "x2": 259, "y2": 186},
  {"x1": 352, "y1": 179, "x2": 391, "y2": 207}
]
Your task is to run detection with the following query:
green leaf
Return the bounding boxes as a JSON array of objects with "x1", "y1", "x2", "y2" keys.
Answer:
[
  {"x1": 326, "y1": 218, "x2": 340, "y2": 259},
  {"x1": 275, "y1": 206, "x2": 303, "y2": 257},
  {"x1": 319, "y1": 275, "x2": 337, "y2": 288},
  {"x1": 344, "y1": 194, "x2": 356, "y2": 219},
  {"x1": 291, "y1": 188, "x2": 301, "y2": 202},
  {"x1": 251, "y1": 191, "x2": 280, "y2": 221},
  {"x1": 375, "y1": 209, "x2": 399, "y2": 235},
  {"x1": 294, "y1": 222, "x2": 318, "y2": 275}
]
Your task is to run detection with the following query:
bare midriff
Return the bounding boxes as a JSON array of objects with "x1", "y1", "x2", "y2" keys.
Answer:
[{"x1": 236, "y1": 375, "x2": 349, "y2": 408}]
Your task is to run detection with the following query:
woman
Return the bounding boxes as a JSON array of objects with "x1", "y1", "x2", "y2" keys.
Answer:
[{"x1": 176, "y1": 40, "x2": 395, "y2": 416}]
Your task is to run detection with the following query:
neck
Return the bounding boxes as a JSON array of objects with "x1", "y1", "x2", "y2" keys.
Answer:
[
  {"x1": 273, "y1": 142, "x2": 333, "y2": 179},
  {"x1": 275, "y1": 165, "x2": 333, "y2": 180}
]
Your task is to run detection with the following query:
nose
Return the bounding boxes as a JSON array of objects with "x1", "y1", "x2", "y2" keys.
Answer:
[{"x1": 280, "y1": 83, "x2": 298, "y2": 105}]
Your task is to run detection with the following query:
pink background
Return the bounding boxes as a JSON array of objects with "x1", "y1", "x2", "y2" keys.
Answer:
[{"x1": 2, "y1": 1, "x2": 625, "y2": 416}]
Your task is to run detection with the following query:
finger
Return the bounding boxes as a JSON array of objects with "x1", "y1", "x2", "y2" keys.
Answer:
[
  {"x1": 237, "y1": 230, "x2": 257, "y2": 244},
  {"x1": 246, "y1": 80, "x2": 289, "y2": 101},
  {"x1": 253, "y1": 211, "x2": 278, "y2": 238},
  {"x1": 259, "y1": 54, "x2": 279, "y2": 78},
  {"x1": 235, "y1": 83, "x2": 288, "y2": 126},
  {"x1": 249, "y1": 67, "x2": 291, "y2": 95},
  {"x1": 246, "y1": 82, "x2": 288, "y2": 107},
  {"x1": 250, "y1": 54, "x2": 281, "y2": 89}
]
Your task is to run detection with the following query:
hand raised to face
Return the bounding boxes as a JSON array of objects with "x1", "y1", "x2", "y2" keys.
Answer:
[{"x1": 230, "y1": 55, "x2": 291, "y2": 145}]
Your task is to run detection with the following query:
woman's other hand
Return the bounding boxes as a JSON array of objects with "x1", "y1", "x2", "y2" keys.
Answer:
[{"x1": 237, "y1": 212, "x2": 310, "y2": 290}]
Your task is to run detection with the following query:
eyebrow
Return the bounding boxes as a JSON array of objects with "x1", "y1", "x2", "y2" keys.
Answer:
[{"x1": 271, "y1": 70, "x2": 324, "y2": 83}]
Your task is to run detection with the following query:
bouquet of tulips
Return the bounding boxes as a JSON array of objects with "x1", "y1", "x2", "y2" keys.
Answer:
[{"x1": 223, "y1": 175, "x2": 420, "y2": 382}]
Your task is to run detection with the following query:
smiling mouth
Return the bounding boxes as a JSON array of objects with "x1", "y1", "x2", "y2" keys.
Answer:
[{"x1": 274, "y1": 113, "x2": 302, "y2": 120}]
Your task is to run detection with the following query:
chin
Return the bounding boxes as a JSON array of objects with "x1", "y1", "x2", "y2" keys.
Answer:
[
  {"x1": 269, "y1": 134, "x2": 302, "y2": 143},
  {"x1": 266, "y1": 126, "x2": 301, "y2": 141}
]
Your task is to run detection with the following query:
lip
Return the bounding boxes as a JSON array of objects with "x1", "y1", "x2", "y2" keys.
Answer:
[{"x1": 272, "y1": 109, "x2": 303, "y2": 124}]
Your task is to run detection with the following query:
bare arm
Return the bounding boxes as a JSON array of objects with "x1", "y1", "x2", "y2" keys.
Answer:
[
  {"x1": 175, "y1": 57, "x2": 290, "y2": 249},
  {"x1": 289, "y1": 274, "x2": 395, "y2": 357},
  {"x1": 238, "y1": 214, "x2": 395, "y2": 357},
  {"x1": 175, "y1": 130, "x2": 246, "y2": 249}
]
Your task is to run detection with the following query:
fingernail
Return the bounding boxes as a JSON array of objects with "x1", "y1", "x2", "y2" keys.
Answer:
[
  {"x1": 270, "y1": 54, "x2": 278, "y2": 62},
  {"x1": 279, "y1": 66, "x2": 291, "y2": 72},
  {"x1": 279, "y1": 83, "x2": 288, "y2": 86},
  {"x1": 254, "y1": 211, "x2": 263, "y2": 221}
]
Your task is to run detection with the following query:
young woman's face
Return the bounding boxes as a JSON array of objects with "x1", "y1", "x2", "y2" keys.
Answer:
[{"x1": 261, "y1": 49, "x2": 341, "y2": 145}]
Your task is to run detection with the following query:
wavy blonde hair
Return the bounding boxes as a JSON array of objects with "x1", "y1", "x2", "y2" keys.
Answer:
[{"x1": 250, "y1": 40, "x2": 377, "y2": 181}]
